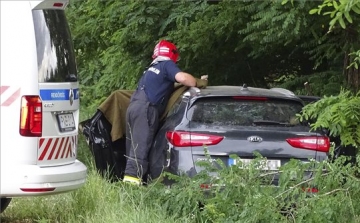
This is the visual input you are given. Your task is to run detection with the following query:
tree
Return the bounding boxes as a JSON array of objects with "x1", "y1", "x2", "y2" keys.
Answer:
[
  {"x1": 300, "y1": 0, "x2": 360, "y2": 149},
  {"x1": 309, "y1": 0, "x2": 360, "y2": 92},
  {"x1": 66, "y1": 0, "x2": 358, "y2": 107}
]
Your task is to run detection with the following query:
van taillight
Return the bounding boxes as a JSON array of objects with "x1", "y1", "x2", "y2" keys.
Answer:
[
  {"x1": 20, "y1": 188, "x2": 55, "y2": 192},
  {"x1": 166, "y1": 131, "x2": 224, "y2": 147},
  {"x1": 286, "y1": 136, "x2": 330, "y2": 152},
  {"x1": 19, "y1": 96, "x2": 42, "y2": 137}
]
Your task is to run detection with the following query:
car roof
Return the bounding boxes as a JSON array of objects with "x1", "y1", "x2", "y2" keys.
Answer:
[{"x1": 185, "y1": 85, "x2": 302, "y2": 102}]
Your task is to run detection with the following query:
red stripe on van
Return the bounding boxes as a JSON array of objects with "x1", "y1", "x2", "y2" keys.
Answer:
[
  {"x1": 60, "y1": 137, "x2": 70, "y2": 158},
  {"x1": 48, "y1": 138, "x2": 59, "y2": 160},
  {"x1": 55, "y1": 138, "x2": 65, "y2": 159},
  {"x1": 38, "y1": 136, "x2": 76, "y2": 161},
  {"x1": 0, "y1": 86, "x2": 9, "y2": 94},
  {"x1": 66, "y1": 141, "x2": 72, "y2": 158},
  {"x1": 39, "y1": 139, "x2": 53, "y2": 160},
  {"x1": 70, "y1": 136, "x2": 76, "y2": 157},
  {"x1": 39, "y1": 138, "x2": 45, "y2": 148},
  {"x1": 1, "y1": 88, "x2": 21, "y2": 106}
]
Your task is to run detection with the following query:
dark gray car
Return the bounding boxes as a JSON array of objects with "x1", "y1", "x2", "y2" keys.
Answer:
[{"x1": 149, "y1": 85, "x2": 330, "y2": 184}]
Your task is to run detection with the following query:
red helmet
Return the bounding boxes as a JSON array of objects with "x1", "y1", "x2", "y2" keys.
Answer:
[{"x1": 152, "y1": 40, "x2": 179, "y2": 63}]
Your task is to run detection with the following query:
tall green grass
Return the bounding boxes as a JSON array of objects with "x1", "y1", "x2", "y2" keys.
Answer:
[
  {"x1": 1, "y1": 134, "x2": 191, "y2": 223},
  {"x1": 3, "y1": 137, "x2": 360, "y2": 223}
]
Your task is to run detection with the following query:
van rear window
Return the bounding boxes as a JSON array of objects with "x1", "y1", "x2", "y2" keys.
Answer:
[{"x1": 32, "y1": 9, "x2": 77, "y2": 83}]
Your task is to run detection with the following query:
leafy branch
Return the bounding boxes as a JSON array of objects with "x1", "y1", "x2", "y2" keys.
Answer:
[
  {"x1": 348, "y1": 50, "x2": 360, "y2": 69},
  {"x1": 299, "y1": 89, "x2": 360, "y2": 148},
  {"x1": 309, "y1": 0, "x2": 360, "y2": 30}
]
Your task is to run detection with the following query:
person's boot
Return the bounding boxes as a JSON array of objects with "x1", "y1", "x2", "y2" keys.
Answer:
[{"x1": 123, "y1": 175, "x2": 141, "y2": 186}]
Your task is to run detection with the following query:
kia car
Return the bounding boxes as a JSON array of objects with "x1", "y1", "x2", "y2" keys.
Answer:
[{"x1": 148, "y1": 85, "x2": 331, "y2": 185}]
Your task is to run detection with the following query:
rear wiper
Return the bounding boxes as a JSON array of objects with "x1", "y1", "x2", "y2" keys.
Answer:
[
  {"x1": 66, "y1": 74, "x2": 78, "y2": 82},
  {"x1": 252, "y1": 120, "x2": 295, "y2": 127}
]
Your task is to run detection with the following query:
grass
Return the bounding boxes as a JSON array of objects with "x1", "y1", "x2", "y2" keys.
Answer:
[
  {"x1": 1, "y1": 134, "x2": 190, "y2": 223},
  {"x1": 3, "y1": 138, "x2": 360, "y2": 223},
  {"x1": 1, "y1": 174, "x2": 181, "y2": 223}
]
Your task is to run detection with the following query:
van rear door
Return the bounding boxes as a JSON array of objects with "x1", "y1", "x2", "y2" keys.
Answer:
[{"x1": 32, "y1": 1, "x2": 80, "y2": 166}]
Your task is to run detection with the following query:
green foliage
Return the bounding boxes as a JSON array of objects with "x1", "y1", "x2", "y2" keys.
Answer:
[
  {"x1": 4, "y1": 137, "x2": 360, "y2": 222},
  {"x1": 309, "y1": 0, "x2": 360, "y2": 30},
  {"x1": 66, "y1": 0, "x2": 177, "y2": 107},
  {"x1": 144, "y1": 150, "x2": 360, "y2": 222},
  {"x1": 299, "y1": 89, "x2": 360, "y2": 147},
  {"x1": 239, "y1": 1, "x2": 317, "y2": 56},
  {"x1": 307, "y1": 0, "x2": 360, "y2": 92},
  {"x1": 348, "y1": 50, "x2": 360, "y2": 69},
  {"x1": 275, "y1": 71, "x2": 344, "y2": 96},
  {"x1": 66, "y1": 0, "x2": 358, "y2": 108}
]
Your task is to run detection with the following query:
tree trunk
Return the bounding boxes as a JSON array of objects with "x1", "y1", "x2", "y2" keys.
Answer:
[
  {"x1": 343, "y1": 26, "x2": 360, "y2": 93},
  {"x1": 344, "y1": 52, "x2": 360, "y2": 93}
]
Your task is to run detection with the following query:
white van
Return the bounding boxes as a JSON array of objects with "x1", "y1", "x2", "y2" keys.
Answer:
[{"x1": 0, "y1": 0, "x2": 87, "y2": 213}]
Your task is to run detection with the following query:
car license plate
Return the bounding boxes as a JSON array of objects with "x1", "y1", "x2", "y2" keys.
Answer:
[
  {"x1": 56, "y1": 113, "x2": 76, "y2": 132},
  {"x1": 228, "y1": 158, "x2": 281, "y2": 170}
]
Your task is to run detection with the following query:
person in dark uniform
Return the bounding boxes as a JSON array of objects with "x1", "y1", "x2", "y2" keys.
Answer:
[{"x1": 123, "y1": 40, "x2": 199, "y2": 185}]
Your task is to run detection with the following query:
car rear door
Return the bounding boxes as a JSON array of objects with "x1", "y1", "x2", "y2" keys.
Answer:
[{"x1": 185, "y1": 97, "x2": 329, "y2": 173}]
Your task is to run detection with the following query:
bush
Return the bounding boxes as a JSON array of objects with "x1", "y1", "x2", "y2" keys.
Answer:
[
  {"x1": 144, "y1": 148, "x2": 360, "y2": 223},
  {"x1": 3, "y1": 140, "x2": 360, "y2": 222},
  {"x1": 299, "y1": 89, "x2": 360, "y2": 148}
]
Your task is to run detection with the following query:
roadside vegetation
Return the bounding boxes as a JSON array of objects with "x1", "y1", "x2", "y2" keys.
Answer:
[
  {"x1": 2, "y1": 130, "x2": 360, "y2": 223},
  {"x1": 2, "y1": 0, "x2": 360, "y2": 222}
]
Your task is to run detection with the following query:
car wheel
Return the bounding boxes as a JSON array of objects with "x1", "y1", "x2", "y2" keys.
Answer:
[{"x1": 1, "y1": 198, "x2": 12, "y2": 213}]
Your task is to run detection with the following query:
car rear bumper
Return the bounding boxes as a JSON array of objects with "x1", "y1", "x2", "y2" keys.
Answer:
[{"x1": 0, "y1": 160, "x2": 87, "y2": 197}]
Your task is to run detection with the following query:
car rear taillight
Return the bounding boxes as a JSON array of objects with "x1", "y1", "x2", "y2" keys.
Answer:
[
  {"x1": 286, "y1": 136, "x2": 330, "y2": 152},
  {"x1": 200, "y1": 184, "x2": 212, "y2": 189},
  {"x1": 166, "y1": 131, "x2": 224, "y2": 147},
  {"x1": 302, "y1": 187, "x2": 319, "y2": 193},
  {"x1": 19, "y1": 96, "x2": 42, "y2": 137}
]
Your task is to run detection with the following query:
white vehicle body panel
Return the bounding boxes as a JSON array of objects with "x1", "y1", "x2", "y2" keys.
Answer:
[{"x1": 0, "y1": 0, "x2": 87, "y2": 198}]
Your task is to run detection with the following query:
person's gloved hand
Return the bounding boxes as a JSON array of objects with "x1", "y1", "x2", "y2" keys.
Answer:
[{"x1": 196, "y1": 75, "x2": 208, "y2": 89}]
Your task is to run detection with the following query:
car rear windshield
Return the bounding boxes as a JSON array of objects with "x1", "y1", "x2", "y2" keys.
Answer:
[
  {"x1": 190, "y1": 97, "x2": 303, "y2": 126},
  {"x1": 32, "y1": 9, "x2": 77, "y2": 83}
]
